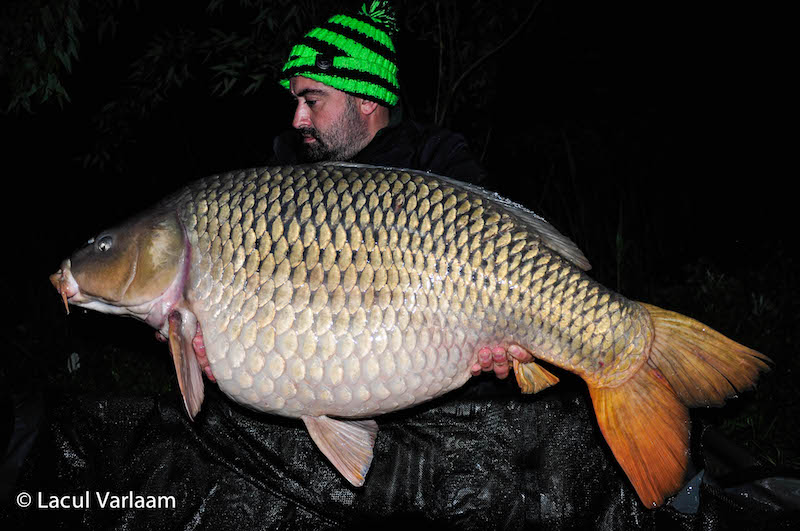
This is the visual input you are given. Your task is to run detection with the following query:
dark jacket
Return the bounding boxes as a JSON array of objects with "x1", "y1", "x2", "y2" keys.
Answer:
[{"x1": 271, "y1": 119, "x2": 487, "y2": 184}]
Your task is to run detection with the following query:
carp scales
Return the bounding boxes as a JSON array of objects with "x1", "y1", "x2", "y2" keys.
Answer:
[{"x1": 50, "y1": 163, "x2": 770, "y2": 507}]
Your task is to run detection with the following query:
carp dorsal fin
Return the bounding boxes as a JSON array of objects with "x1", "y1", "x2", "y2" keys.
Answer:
[
  {"x1": 167, "y1": 310, "x2": 205, "y2": 419},
  {"x1": 301, "y1": 415, "x2": 378, "y2": 487},
  {"x1": 328, "y1": 162, "x2": 591, "y2": 271}
]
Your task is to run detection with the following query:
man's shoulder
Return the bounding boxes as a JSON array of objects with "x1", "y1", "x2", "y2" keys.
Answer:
[
  {"x1": 387, "y1": 120, "x2": 467, "y2": 144},
  {"x1": 401, "y1": 121, "x2": 486, "y2": 184},
  {"x1": 357, "y1": 120, "x2": 485, "y2": 183}
]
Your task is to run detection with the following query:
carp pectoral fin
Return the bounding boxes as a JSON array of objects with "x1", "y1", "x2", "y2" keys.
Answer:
[
  {"x1": 167, "y1": 311, "x2": 205, "y2": 419},
  {"x1": 513, "y1": 358, "x2": 560, "y2": 394},
  {"x1": 301, "y1": 415, "x2": 378, "y2": 487}
]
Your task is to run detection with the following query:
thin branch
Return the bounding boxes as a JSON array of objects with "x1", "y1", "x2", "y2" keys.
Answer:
[
  {"x1": 434, "y1": 1, "x2": 444, "y2": 124},
  {"x1": 437, "y1": 0, "x2": 542, "y2": 125}
]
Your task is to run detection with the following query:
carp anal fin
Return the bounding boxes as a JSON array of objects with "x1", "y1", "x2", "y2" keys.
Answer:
[
  {"x1": 301, "y1": 415, "x2": 378, "y2": 487},
  {"x1": 167, "y1": 311, "x2": 205, "y2": 419},
  {"x1": 513, "y1": 358, "x2": 560, "y2": 394}
]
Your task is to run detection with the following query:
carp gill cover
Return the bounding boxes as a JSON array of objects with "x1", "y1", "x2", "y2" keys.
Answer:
[{"x1": 50, "y1": 163, "x2": 770, "y2": 508}]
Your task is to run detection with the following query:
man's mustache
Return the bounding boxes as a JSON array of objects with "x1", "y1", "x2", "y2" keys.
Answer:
[{"x1": 298, "y1": 127, "x2": 321, "y2": 142}]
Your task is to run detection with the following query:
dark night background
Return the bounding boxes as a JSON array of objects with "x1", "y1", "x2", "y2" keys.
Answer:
[{"x1": 1, "y1": 0, "x2": 797, "y2": 527}]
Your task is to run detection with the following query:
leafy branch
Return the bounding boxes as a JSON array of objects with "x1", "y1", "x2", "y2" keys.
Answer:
[{"x1": 1, "y1": 0, "x2": 83, "y2": 113}]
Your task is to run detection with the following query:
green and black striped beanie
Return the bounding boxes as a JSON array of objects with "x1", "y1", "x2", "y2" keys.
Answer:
[{"x1": 280, "y1": 1, "x2": 400, "y2": 107}]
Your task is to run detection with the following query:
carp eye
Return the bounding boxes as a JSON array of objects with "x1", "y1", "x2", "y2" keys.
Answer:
[{"x1": 96, "y1": 235, "x2": 113, "y2": 252}]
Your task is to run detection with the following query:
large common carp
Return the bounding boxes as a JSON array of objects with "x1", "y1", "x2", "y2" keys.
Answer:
[{"x1": 50, "y1": 163, "x2": 770, "y2": 507}]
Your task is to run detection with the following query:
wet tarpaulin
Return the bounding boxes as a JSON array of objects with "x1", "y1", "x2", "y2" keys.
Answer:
[{"x1": 1, "y1": 378, "x2": 798, "y2": 531}]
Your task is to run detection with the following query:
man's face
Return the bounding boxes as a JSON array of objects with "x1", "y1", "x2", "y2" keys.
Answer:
[{"x1": 289, "y1": 76, "x2": 371, "y2": 162}]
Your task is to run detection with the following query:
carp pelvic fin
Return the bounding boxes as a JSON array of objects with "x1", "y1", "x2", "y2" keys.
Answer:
[
  {"x1": 513, "y1": 358, "x2": 560, "y2": 394},
  {"x1": 301, "y1": 415, "x2": 378, "y2": 487},
  {"x1": 587, "y1": 302, "x2": 771, "y2": 508},
  {"x1": 167, "y1": 311, "x2": 205, "y2": 419}
]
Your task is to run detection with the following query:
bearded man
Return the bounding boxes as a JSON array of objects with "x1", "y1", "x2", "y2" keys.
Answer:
[{"x1": 271, "y1": 2, "x2": 489, "y2": 186}]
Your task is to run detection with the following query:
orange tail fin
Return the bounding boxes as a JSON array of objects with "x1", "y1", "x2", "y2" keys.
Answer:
[{"x1": 587, "y1": 303, "x2": 771, "y2": 508}]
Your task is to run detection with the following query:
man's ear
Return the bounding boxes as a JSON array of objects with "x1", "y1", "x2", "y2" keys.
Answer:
[{"x1": 358, "y1": 98, "x2": 380, "y2": 116}]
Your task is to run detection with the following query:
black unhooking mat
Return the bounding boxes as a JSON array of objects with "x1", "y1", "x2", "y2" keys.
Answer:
[{"x1": 1, "y1": 374, "x2": 798, "y2": 530}]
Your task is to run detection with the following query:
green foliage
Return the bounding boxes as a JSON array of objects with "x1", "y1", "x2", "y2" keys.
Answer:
[
  {"x1": 1, "y1": 0, "x2": 82, "y2": 112},
  {"x1": 1, "y1": 2, "x2": 321, "y2": 112},
  {"x1": 2, "y1": 0, "x2": 539, "y2": 170}
]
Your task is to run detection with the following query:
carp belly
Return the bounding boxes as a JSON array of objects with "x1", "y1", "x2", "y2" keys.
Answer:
[
  {"x1": 194, "y1": 300, "x2": 483, "y2": 418},
  {"x1": 177, "y1": 165, "x2": 530, "y2": 419}
]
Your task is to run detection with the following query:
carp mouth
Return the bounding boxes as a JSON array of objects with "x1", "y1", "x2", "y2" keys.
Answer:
[{"x1": 49, "y1": 260, "x2": 118, "y2": 316}]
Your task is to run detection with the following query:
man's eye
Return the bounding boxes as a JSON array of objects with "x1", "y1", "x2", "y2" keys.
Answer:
[{"x1": 306, "y1": 100, "x2": 317, "y2": 107}]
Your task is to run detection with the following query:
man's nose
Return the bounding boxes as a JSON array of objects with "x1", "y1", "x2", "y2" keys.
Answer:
[{"x1": 292, "y1": 103, "x2": 310, "y2": 129}]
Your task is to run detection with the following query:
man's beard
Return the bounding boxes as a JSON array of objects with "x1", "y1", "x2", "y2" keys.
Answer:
[{"x1": 299, "y1": 97, "x2": 370, "y2": 162}]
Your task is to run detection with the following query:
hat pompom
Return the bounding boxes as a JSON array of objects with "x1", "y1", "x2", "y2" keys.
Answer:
[{"x1": 360, "y1": 0, "x2": 398, "y2": 36}]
